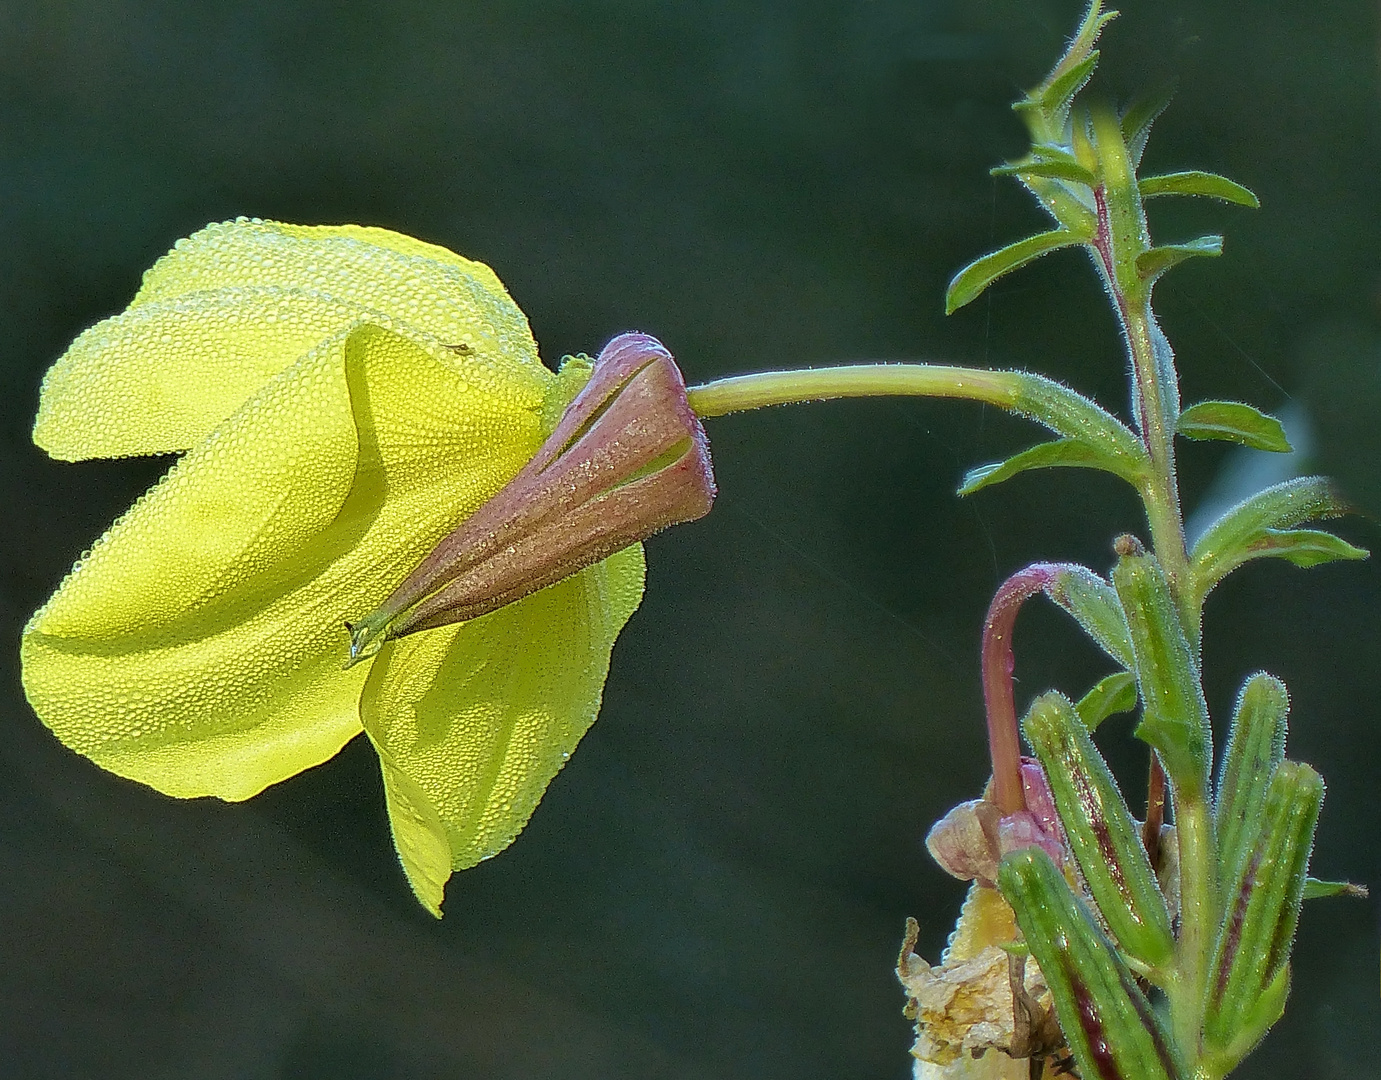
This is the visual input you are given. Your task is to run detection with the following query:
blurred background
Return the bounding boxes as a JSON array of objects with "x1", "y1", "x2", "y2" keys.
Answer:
[{"x1": 2, "y1": 1, "x2": 1378, "y2": 1077}]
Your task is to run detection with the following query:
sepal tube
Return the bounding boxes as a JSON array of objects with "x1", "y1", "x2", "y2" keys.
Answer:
[{"x1": 349, "y1": 332, "x2": 715, "y2": 659}]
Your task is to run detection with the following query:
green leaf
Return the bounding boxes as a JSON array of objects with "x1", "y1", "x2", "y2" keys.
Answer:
[
  {"x1": 1190, "y1": 477, "x2": 1361, "y2": 598},
  {"x1": 1076, "y1": 671, "x2": 1139, "y2": 730},
  {"x1": 1005, "y1": 374, "x2": 1150, "y2": 486},
  {"x1": 1139, "y1": 171, "x2": 1260, "y2": 208},
  {"x1": 945, "y1": 230, "x2": 1086, "y2": 314},
  {"x1": 1120, "y1": 85, "x2": 1175, "y2": 168},
  {"x1": 1302, "y1": 877, "x2": 1369, "y2": 900},
  {"x1": 959, "y1": 438, "x2": 1119, "y2": 496},
  {"x1": 992, "y1": 156, "x2": 1097, "y2": 186},
  {"x1": 1045, "y1": 565, "x2": 1136, "y2": 670},
  {"x1": 1177, "y1": 400, "x2": 1291, "y2": 452},
  {"x1": 1113, "y1": 553, "x2": 1211, "y2": 798},
  {"x1": 999, "y1": 848, "x2": 1187, "y2": 1080},
  {"x1": 1202, "y1": 964, "x2": 1290, "y2": 1078},
  {"x1": 1023, "y1": 693, "x2": 1175, "y2": 970},
  {"x1": 1215, "y1": 673, "x2": 1289, "y2": 892},
  {"x1": 1014, "y1": 2, "x2": 1117, "y2": 143},
  {"x1": 1016, "y1": 53, "x2": 1098, "y2": 119},
  {"x1": 1204, "y1": 761, "x2": 1323, "y2": 1066},
  {"x1": 1135, "y1": 235, "x2": 1223, "y2": 282},
  {"x1": 1246, "y1": 528, "x2": 1369, "y2": 568}
]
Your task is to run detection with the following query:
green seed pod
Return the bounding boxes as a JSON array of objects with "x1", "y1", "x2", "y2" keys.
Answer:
[
  {"x1": 1111, "y1": 552, "x2": 1211, "y2": 799},
  {"x1": 1214, "y1": 673, "x2": 1288, "y2": 892},
  {"x1": 1023, "y1": 692, "x2": 1174, "y2": 970},
  {"x1": 999, "y1": 848, "x2": 1186, "y2": 1080},
  {"x1": 1203, "y1": 760, "x2": 1323, "y2": 1064}
]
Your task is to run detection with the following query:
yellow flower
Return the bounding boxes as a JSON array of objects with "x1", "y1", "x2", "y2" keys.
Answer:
[{"x1": 21, "y1": 218, "x2": 646, "y2": 916}]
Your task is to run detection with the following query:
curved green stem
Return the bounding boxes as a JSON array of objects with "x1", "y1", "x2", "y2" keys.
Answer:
[
  {"x1": 1173, "y1": 795, "x2": 1217, "y2": 1059},
  {"x1": 684, "y1": 364, "x2": 1022, "y2": 417}
]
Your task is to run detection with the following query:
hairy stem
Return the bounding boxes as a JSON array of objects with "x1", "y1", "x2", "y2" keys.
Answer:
[
  {"x1": 684, "y1": 364, "x2": 1021, "y2": 417},
  {"x1": 980, "y1": 564, "x2": 1067, "y2": 815},
  {"x1": 1091, "y1": 105, "x2": 1216, "y2": 1069},
  {"x1": 1172, "y1": 795, "x2": 1217, "y2": 1056}
]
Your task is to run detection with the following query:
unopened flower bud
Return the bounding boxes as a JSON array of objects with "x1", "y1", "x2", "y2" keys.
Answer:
[{"x1": 348, "y1": 332, "x2": 715, "y2": 661}]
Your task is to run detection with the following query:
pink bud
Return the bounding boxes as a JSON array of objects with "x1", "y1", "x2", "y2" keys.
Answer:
[{"x1": 348, "y1": 332, "x2": 715, "y2": 661}]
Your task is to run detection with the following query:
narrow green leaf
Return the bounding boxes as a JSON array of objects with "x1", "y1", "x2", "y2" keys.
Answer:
[
  {"x1": 992, "y1": 157, "x2": 1097, "y2": 186},
  {"x1": 1076, "y1": 671, "x2": 1139, "y2": 730},
  {"x1": 1006, "y1": 374, "x2": 1150, "y2": 486},
  {"x1": 959, "y1": 438, "x2": 1119, "y2": 496},
  {"x1": 1014, "y1": 53, "x2": 1099, "y2": 124},
  {"x1": 1303, "y1": 877, "x2": 1369, "y2": 900},
  {"x1": 1191, "y1": 477, "x2": 1360, "y2": 598},
  {"x1": 1139, "y1": 171, "x2": 1260, "y2": 208},
  {"x1": 1215, "y1": 673, "x2": 1288, "y2": 892},
  {"x1": 1113, "y1": 553, "x2": 1211, "y2": 798},
  {"x1": 1177, "y1": 400, "x2": 1291, "y2": 452},
  {"x1": 1246, "y1": 528, "x2": 1369, "y2": 569},
  {"x1": 946, "y1": 230, "x2": 1085, "y2": 314},
  {"x1": 1120, "y1": 85, "x2": 1175, "y2": 168},
  {"x1": 1023, "y1": 693, "x2": 1175, "y2": 970},
  {"x1": 1045, "y1": 565, "x2": 1136, "y2": 670},
  {"x1": 999, "y1": 848, "x2": 1186, "y2": 1080},
  {"x1": 1135, "y1": 235, "x2": 1223, "y2": 282},
  {"x1": 1204, "y1": 761, "x2": 1323, "y2": 1063},
  {"x1": 1015, "y1": 2, "x2": 1117, "y2": 141}
]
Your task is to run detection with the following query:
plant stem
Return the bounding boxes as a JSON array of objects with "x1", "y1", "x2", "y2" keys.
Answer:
[
  {"x1": 980, "y1": 565, "x2": 1066, "y2": 815},
  {"x1": 1143, "y1": 751, "x2": 1166, "y2": 873},
  {"x1": 1091, "y1": 105, "x2": 1217, "y2": 1070},
  {"x1": 1086, "y1": 112, "x2": 1193, "y2": 619},
  {"x1": 1172, "y1": 795, "x2": 1217, "y2": 1056},
  {"x1": 684, "y1": 364, "x2": 1022, "y2": 418},
  {"x1": 1121, "y1": 301, "x2": 1194, "y2": 623}
]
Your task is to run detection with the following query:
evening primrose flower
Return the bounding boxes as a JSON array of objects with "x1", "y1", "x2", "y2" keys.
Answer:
[{"x1": 21, "y1": 218, "x2": 711, "y2": 915}]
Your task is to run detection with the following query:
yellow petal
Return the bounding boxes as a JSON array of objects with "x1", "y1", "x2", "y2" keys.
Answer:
[
  {"x1": 375, "y1": 744, "x2": 454, "y2": 918},
  {"x1": 361, "y1": 544, "x2": 646, "y2": 912},
  {"x1": 23, "y1": 322, "x2": 546, "y2": 801},
  {"x1": 35, "y1": 288, "x2": 360, "y2": 460},
  {"x1": 35, "y1": 218, "x2": 545, "y2": 460}
]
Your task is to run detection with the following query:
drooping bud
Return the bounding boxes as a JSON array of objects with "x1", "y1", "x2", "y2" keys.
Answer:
[{"x1": 347, "y1": 332, "x2": 715, "y2": 662}]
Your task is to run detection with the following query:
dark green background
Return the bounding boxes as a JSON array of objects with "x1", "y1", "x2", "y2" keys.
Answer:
[{"x1": 2, "y1": 1, "x2": 1378, "y2": 1077}]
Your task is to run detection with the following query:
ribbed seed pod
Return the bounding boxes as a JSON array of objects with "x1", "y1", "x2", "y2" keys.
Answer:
[
  {"x1": 1023, "y1": 692, "x2": 1174, "y2": 970},
  {"x1": 999, "y1": 848, "x2": 1186, "y2": 1080},
  {"x1": 1111, "y1": 552, "x2": 1211, "y2": 799},
  {"x1": 1214, "y1": 673, "x2": 1289, "y2": 893},
  {"x1": 1203, "y1": 760, "x2": 1323, "y2": 1067}
]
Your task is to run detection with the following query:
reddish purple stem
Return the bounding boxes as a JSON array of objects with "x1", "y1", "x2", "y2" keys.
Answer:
[{"x1": 981, "y1": 563, "x2": 1073, "y2": 815}]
